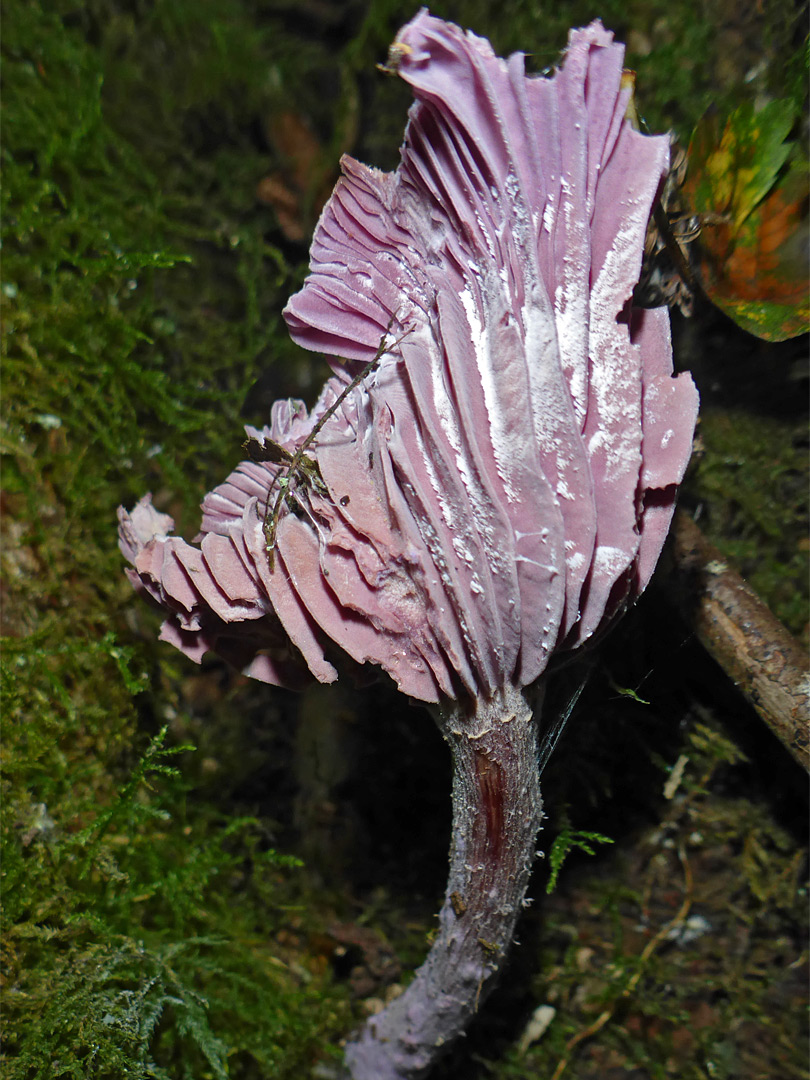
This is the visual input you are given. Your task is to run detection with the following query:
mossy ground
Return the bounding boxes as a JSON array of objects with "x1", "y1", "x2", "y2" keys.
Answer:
[{"x1": 2, "y1": 1, "x2": 807, "y2": 1078}]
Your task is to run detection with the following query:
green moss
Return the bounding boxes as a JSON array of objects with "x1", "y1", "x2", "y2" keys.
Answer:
[
  {"x1": 2, "y1": 3, "x2": 353, "y2": 1075},
  {"x1": 691, "y1": 408, "x2": 809, "y2": 639},
  {"x1": 1, "y1": 630, "x2": 352, "y2": 1078}
]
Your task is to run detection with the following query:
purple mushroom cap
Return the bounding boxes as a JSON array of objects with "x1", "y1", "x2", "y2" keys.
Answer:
[
  {"x1": 120, "y1": 13, "x2": 697, "y2": 708},
  {"x1": 120, "y1": 13, "x2": 700, "y2": 1076}
]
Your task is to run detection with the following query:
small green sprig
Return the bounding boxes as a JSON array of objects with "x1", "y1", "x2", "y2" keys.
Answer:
[{"x1": 546, "y1": 823, "x2": 614, "y2": 894}]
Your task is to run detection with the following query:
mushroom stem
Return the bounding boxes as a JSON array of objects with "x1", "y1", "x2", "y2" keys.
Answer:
[{"x1": 345, "y1": 683, "x2": 544, "y2": 1079}]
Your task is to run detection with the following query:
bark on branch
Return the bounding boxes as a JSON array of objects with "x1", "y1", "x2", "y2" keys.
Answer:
[{"x1": 666, "y1": 510, "x2": 809, "y2": 771}]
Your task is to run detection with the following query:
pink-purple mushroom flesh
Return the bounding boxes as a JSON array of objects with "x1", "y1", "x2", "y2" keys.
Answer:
[{"x1": 119, "y1": 12, "x2": 698, "y2": 1078}]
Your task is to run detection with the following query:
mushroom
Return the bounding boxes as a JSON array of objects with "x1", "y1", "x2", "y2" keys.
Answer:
[{"x1": 119, "y1": 12, "x2": 698, "y2": 1078}]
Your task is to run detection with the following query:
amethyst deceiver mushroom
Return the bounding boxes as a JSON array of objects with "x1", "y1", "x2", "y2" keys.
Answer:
[{"x1": 119, "y1": 12, "x2": 698, "y2": 1078}]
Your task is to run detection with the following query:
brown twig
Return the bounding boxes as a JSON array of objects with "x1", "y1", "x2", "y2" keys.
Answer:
[
  {"x1": 665, "y1": 510, "x2": 809, "y2": 772},
  {"x1": 246, "y1": 317, "x2": 410, "y2": 567}
]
